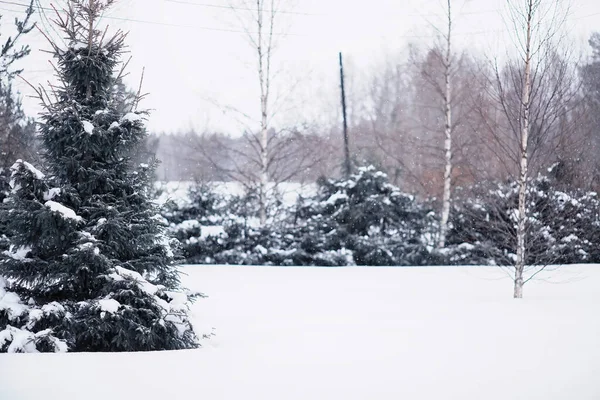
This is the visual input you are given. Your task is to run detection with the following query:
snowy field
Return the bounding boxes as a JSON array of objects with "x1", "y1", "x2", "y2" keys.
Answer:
[{"x1": 1, "y1": 264, "x2": 600, "y2": 400}]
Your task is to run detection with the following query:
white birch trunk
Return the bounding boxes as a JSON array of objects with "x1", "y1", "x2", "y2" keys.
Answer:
[
  {"x1": 438, "y1": 0, "x2": 453, "y2": 249},
  {"x1": 514, "y1": 0, "x2": 534, "y2": 299},
  {"x1": 259, "y1": 98, "x2": 268, "y2": 226},
  {"x1": 255, "y1": 0, "x2": 271, "y2": 226}
]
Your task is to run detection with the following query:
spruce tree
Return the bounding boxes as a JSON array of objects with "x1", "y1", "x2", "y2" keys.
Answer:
[
  {"x1": 0, "y1": 84, "x2": 37, "y2": 255},
  {"x1": 0, "y1": 2, "x2": 36, "y2": 251},
  {"x1": 0, "y1": 0, "x2": 199, "y2": 352}
]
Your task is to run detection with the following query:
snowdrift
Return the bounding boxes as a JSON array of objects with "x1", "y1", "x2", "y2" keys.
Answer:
[{"x1": 1, "y1": 264, "x2": 599, "y2": 400}]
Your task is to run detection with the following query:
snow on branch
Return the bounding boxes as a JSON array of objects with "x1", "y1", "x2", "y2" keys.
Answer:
[
  {"x1": 45, "y1": 201, "x2": 83, "y2": 222},
  {"x1": 82, "y1": 120, "x2": 94, "y2": 134},
  {"x1": 10, "y1": 160, "x2": 45, "y2": 180},
  {"x1": 120, "y1": 112, "x2": 143, "y2": 123}
]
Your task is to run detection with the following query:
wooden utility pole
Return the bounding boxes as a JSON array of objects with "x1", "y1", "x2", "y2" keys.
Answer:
[{"x1": 339, "y1": 52, "x2": 351, "y2": 177}]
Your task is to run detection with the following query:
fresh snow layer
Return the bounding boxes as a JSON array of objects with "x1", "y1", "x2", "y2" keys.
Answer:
[
  {"x1": 3, "y1": 245, "x2": 31, "y2": 261},
  {"x1": 11, "y1": 160, "x2": 45, "y2": 180},
  {"x1": 81, "y1": 120, "x2": 94, "y2": 134},
  {"x1": 0, "y1": 287, "x2": 28, "y2": 320},
  {"x1": 121, "y1": 112, "x2": 142, "y2": 123},
  {"x1": 1, "y1": 265, "x2": 600, "y2": 400},
  {"x1": 97, "y1": 299, "x2": 120, "y2": 314},
  {"x1": 43, "y1": 188, "x2": 61, "y2": 201},
  {"x1": 45, "y1": 201, "x2": 82, "y2": 222}
]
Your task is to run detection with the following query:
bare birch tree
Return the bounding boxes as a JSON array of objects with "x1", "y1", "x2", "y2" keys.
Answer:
[
  {"x1": 484, "y1": 0, "x2": 573, "y2": 298},
  {"x1": 360, "y1": 45, "x2": 484, "y2": 198},
  {"x1": 187, "y1": 0, "x2": 312, "y2": 225},
  {"x1": 253, "y1": 0, "x2": 273, "y2": 225},
  {"x1": 438, "y1": 0, "x2": 453, "y2": 248},
  {"x1": 512, "y1": 0, "x2": 535, "y2": 299}
]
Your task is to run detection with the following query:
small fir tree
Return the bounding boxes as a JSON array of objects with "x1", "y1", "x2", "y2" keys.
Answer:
[
  {"x1": 295, "y1": 166, "x2": 435, "y2": 266},
  {"x1": 0, "y1": 84, "x2": 37, "y2": 254},
  {"x1": 0, "y1": 0, "x2": 199, "y2": 352},
  {"x1": 0, "y1": 2, "x2": 37, "y2": 250}
]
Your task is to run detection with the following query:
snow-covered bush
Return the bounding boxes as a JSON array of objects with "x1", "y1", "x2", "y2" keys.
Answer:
[
  {"x1": 292, "y1": 166, "x2": 436, "y2": 266},
  {"x1": 165, "y1": 166, "x2": 436, "y2": 266},
  {"x1": 165, "y1": 168, "x2": 600, "y2": 268},
  {"x1": 164, "y1": 183, "x2": 295, "y2": 265},
  {"x1": 444, "y1": 175, "x2": 600, "y2": 266}
]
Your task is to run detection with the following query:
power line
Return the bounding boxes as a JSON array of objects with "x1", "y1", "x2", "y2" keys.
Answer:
[
  {"x1": 3, "y1": 0, "x2": 591, "y2": 40},
  {"x1": 166, "y1": 0, "x2": 503, "y2": 18},
  {"x1": 3, "y1": 0, "x2": 599, "y2": 25},
  {"x1": 34, "y1": 0, "x2": 68, "y2": 46},
  {"x1": 400, "y1": 29, "x2": 505, "y2": 39},
  {"x1": 417, "y1": 8, "x2": 502, "y2": 17},
  {"x1": 575, "y1": 11, "x2": 600, "y2": 20},
  {"x1": 0, "y1": 0, "x2": 503, "y2": 38},
  {"x1": 164, "y1": 0, "x2": 322, "y2": 16},
  {"x1": 0, "y1": 5, "x2": 21, "y2": 12},
  {"x1": 0, "y1": 0, "x2": 304, "y2": 35},
  {"x1": 0, "y1": 0, "x2": 37, "y2": 9}
]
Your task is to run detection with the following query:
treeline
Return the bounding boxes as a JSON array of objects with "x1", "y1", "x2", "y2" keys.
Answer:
[
  {"x1": 162, "y1": 166, "x2": 600, "y2": 267},
  {"x1": 153, "y1": 34, "x2": 600, "y2": 199},
  {"x1": 146, "y1": 1, "x2": 600, "y2": 299}
]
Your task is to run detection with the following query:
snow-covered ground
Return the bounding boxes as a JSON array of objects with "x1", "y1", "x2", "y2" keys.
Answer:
[{"x1": 1, "y1": 265, "x2": 599, "y2": 400}]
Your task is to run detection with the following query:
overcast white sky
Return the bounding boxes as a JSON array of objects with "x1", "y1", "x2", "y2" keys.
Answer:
[{"x1": 3, "y1": 0, "x2": 600, "y2": 134}]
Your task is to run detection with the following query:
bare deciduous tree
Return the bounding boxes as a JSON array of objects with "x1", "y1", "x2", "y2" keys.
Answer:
[
  {"x1": 180, "y1": 0, "x2": 318, "y2": 224},
  {"x1": 483, "y1": 0, "x2": 573, "y2": 298},
  {"x1": 253, "y1": 0, "x2": 274, "y2": 224},
  {"x1": 513, "y1": 0, "x2": 535, "y2": 299},
  {"x1": 438, "y1": 0, "x2": 453, "y2": 248}
]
